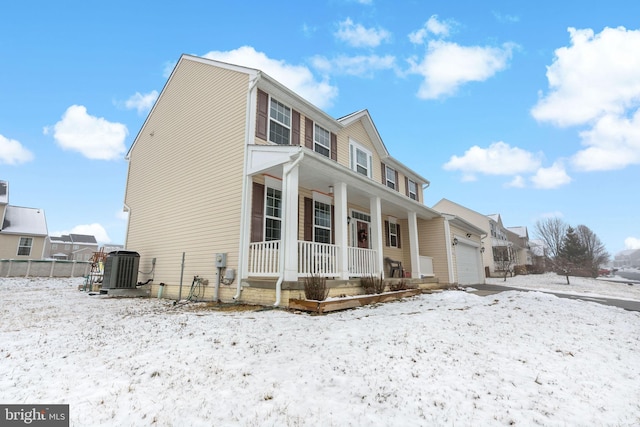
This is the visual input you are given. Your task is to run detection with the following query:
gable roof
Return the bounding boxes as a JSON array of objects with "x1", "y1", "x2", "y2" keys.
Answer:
[
  {"x1": 507, "y1": 226, "x2": 529, "y2": 239},
  {"x1": 1, "y1": 206, "x2": 48, "y2": 236},
  {"x1": 49, "y1": 234, "x2": 98, "y2": 244}
]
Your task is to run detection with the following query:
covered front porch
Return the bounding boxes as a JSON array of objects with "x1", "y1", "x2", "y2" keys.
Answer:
[{"x1": 239, "y1": 144, "x2": 441, "y2": 283}]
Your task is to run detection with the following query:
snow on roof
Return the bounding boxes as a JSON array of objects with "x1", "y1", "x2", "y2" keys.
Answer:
[
  {"x1": 507, "y1": 226, "x2": 528, "y2": 238},
  {"x1": 1, "y1": 205, "x2": 47, "y2": 235}
]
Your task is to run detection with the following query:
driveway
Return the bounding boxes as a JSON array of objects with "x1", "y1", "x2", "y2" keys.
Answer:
[{"x1": 466, "y1": 283, "x2": 640, "y2": 312}]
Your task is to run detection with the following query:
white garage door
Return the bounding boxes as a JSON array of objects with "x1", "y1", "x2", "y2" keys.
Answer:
[{"x1": 456, "y1": 243, "x2": 482, "y2": 285}]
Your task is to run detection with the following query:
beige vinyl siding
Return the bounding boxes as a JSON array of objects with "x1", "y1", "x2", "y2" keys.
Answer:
[
  {"x1": 338, "y1": 120, "x2": 382, "y2": 183},
  {"x1": 0, "y1": 235, "x2": 46, "y2": 259},
  {"x1": 125, "y1": 59, "x2": 249, "y2": 295},
  {"x1": 417, "y1": 217, "x2": 451, "y2": 285}
]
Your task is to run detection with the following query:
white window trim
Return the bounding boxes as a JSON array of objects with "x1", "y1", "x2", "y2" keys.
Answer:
[
  {"x1": 268, "y1": 96, "x2": 291, "y2": 145},
  {"x1": 387, "y1": 217, "x2": 399, "y2": 248},
  {"x1": 349, "y1": 139, "x2": 373, "y2": 178},
  {"x1": 17, "y1": 237, "x2": 33, "y2": 256},
  {"x1": 264, "y1": 176, "x2": 283, "y2": 242},
  {"x1": 313, "y1": 191, "x2": 332, "y2": 244},
  {"x1": 314, "y1": 123, "x2": 331, "y2": 158},
  {"x1": 385, "y1": 165, "x2": 396, "y2": 190},
  {"x1": 408, "y1": 179, "x2": 418, "y2": 200}
]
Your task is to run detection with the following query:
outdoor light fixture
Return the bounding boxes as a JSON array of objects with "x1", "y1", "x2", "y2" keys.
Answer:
[
  {"x1": 347, "y1": 216, "x2": 351, "y2": 224},
  {"x1": 452, "y1": 237, "x2": 458, "y2": 246},
  {"x1": 466, "y1": 233, "x2": 472, "y2": 238},
  {"x1": 328, "y1": 185, "x2": 334, "y2": 194},
  {"x1": 481, "y1": 246, "x2": 485, "y2": 253}
]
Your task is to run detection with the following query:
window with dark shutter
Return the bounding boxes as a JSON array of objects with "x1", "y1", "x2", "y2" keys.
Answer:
[{"x1": 304, "y1": 197, "x2": 313, "y2": 241}]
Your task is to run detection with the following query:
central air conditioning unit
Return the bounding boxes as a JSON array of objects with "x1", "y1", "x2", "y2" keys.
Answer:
[{"x1": 102, "y1": 250, "x2": 140, "y2": 290}]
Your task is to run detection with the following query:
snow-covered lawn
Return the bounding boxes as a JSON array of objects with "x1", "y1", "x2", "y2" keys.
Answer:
[
  {"x1": 1, "y1": 276, "x2": 639, "y2": 426},
  {"x1": 486, "y1": 272, "x2": 640, "y2": 301}
]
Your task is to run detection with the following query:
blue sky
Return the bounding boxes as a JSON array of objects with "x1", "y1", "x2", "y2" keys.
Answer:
[{"x1": 1, "y1": 0, "x2": 639, "y2": 256}]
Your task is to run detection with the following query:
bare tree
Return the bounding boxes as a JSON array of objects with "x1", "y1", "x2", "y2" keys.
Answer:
[
  {"x1": 576, "y1": 225, "x2": 610, "y2": 277},
  {"x1": 534, "y1": 217, "x2": 568, "y2": 260}
]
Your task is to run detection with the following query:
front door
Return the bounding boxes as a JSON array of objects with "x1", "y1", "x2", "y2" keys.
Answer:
[{"x1": 356, "y1": 221, "x2": 369, "y2": 249}]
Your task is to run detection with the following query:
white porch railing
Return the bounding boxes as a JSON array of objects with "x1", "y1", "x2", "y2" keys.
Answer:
[
  {"x1": 298, "y1": 241, "x2": 339, "y2": 277},
  {"x1": 419, "y1": 255, "x2": 434, "y2": 277},
  {"x1": 348, "y1": 247, "x2": 378, "y2": 277},
  {"x1": 248, "y1": 240, "x2": 280, "y2": 277}
]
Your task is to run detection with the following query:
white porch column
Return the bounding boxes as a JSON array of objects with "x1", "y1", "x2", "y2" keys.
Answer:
[
  {"x1": 334, "y1": 182, "x2": 349, "y2": 280},
  {"x1": 282, "y1": 161, "x2": 300, "y2": 281},
  {"x1": 407, "y1": 211, "x2": 421, "y2": 278},
  {"x1": 369, "y1": 196, "x2": 384, "y2": 277}
]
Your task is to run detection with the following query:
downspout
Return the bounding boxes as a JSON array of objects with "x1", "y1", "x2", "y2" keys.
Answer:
[
  {"x1": 234, "y1": 73, "x2": 261, "y2": 300},
  {"x1": 274, "y1": 151, "x2": 304, "y2": 307}
]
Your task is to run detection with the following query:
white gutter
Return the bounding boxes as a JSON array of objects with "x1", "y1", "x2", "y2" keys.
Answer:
[
  {"x1": 274, "y1": 151, "x2": 304, "y2": 307},
  {"x1": 234, "y1": 72, "x2": 261, "y2": 301}
]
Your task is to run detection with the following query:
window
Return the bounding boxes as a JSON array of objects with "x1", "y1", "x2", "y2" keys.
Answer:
[
  {"x1": 388, "y1": 222, "x2": 399, "y2": 248},
  {"x1": 265, "y1": 187, "x2": 282, "y2": 241},
  {"x1": 269, "y1": 98, "x2": 291, "y2": 145},
  {"x1": 314, "y1": 124, "x2": 331, "y2": 158},
  {"x1": 349, "y1": 140, "x2": 372, "y2": 178},
  {"x1": 385, "y1": 166, "x2": 396, "y2": 190},
  {"x1": 73, "y1": 245, "x2": 79, "y2": 250},
  {"x1": 314, "y1": 201, "x2": 331, "y2": 243},
  {"x1": 18, "y1": 237, "x2": 33, "y2": 256},
  {"x1": 408, "y1": 179, "x2": 418, "y2": 200}
]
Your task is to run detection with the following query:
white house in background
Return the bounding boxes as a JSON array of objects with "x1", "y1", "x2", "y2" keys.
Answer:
[
  {"x1": 0, "y1": 180, "x2": 48, "y2": 260},
  {"x1": 45, "y1": 234, "x2": 99, "y2": 261},
  {"x1": 433, "y1": 199, "x2": 530, "y2": 277},
  {"x1": 123, "y1": 54, "x2": 487, "y2": 307}
]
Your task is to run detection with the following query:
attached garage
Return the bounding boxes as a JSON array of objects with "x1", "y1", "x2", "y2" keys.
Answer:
[{"x1": 455, "y1": 241, "x2": 482, "y2": 285}]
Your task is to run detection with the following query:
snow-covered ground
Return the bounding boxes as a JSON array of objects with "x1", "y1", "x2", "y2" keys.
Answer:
[
  {"x1": 1, "y1": 275, "x2": 639, "y2": 426},
  {"x1": 486, "y1": 272, "x2": 640, "y2": 301}
]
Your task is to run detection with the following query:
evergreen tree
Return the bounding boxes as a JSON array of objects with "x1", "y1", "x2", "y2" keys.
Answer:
[{"x1": 557, "y1": 226, "x2": 588, "y2": 284}]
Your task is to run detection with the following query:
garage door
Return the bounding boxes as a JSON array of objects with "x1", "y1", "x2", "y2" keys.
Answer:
[{"x1": 456, "y1": 243, "x2": 482, "y2": 285}]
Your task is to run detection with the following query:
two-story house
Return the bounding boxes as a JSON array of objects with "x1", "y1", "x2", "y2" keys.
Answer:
[
  {"x1": 45, "y1": 234, "x2": 99, "y2": 261},
  {"x1": 0, "y1": 180, "x2": 48, "y2": 260},
  {"x1": 123, "y1": 54, "x2": 485, "y2": 306}
]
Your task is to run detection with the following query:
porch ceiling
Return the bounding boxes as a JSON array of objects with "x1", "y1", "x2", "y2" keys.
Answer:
[{"x1": 248, "y1": 145, "x2": 441, "y2": 221}]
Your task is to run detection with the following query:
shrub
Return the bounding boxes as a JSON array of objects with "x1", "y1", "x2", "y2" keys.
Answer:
[
  {"x1": 361, "y1": 274, "x2": 386, "y2": 294},
  {"x1": 389, "y1": 280, "x2": 408, "y2": 291},
  {"x1": 304, "y1": 275, "x2": 329, "y2": 301}
]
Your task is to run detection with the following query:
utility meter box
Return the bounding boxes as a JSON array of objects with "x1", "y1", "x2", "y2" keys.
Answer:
[{"x1": 215, "y1": 253, "x2": 227, "y2": 268}]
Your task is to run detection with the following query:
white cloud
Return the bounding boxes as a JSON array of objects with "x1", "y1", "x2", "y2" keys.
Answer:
[
  {"x1": 409, "y1": 15, "x2": 454, "y2": 44},
  {"x1": 530, "y1": 162, "x2": 572, "y2": 189},
  {"x1": 572, "y1": 111, "x2": 640, "y2": 171},
  {"x1": 311, "y1": 54, "x2": 396, "y2": 77},
  {"x1": 53, "y1": 223, "x2": 111, "y2": 245},
  {"x1": 44, "y1": 105, "x2": 128, "y2": 160},
  {"x1": 408, "y1": 41, "x2": 515, "y2": 99},
  {"x1": 335, "y1": 18, "x2": 391, "y2": 48},
  {"x1": 505, "y1": 175, "x2": 525, "y2": 188},
  {"x1": 625, "y1": 237, "x2": 640, "y2": 250},
  {"x1": 492, "y1": 11, "x2": 520, "y2": 23},
  {"x1": 125, "y1": 91, "x2": 159, "y2": 115},
  {"x1": 0, "y1": 134, "x2": 34, "y2": 165},
  {"x1": 443, "y1": 142, "x2": 542, "y2": 180},
  {"x1": 203, "y1": 46, "x2": 338, "y2": 109},
  {"x1": 532, "y1": 27, "x2": 640, "y2": 127}
]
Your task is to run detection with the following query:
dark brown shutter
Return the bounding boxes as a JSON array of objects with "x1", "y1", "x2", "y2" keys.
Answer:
[
  {"x1": 384, "y1": 220, "x2": 390, "y2": 247},
  {"x1": 256, "y1": 90, "x2": 268, "y2": 140},
  {"x1": 394, "y1": 170, "x2": 399, "y2": 192},
  {"x1": 305, "y1": 118, "x2": 313, "y2": 149},
  {"x1": 330, "y1": 132, "x2": 337, "y2": 161},
  {"x1": 381, "y1": 163, "x2": 387, "y2": 185},
  {"x1": 397, "y1": 226, "x2": 402, "y2": 249},
  {"x1": 405, "y1": 177, "x2": 410, "y2": 197},
  {"x1": 292, "y1": 110, "x2": 300, "y2": 146},
  {"x1": 251, "y1": 182, "x2": 265, "y2": 242},
  {"x1": 304, "y1": 197, "x2": 313, "y2": 241}
]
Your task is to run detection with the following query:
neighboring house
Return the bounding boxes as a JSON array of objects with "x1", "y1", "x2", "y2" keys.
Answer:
[
  {"x1": 433, "y1": 199, "x2": 527, "y2": 277},
  {"x1": 529, "y1": 239, "x2": 548, "y2": 272},
  {"x1": 123, "y1": 54, "x2": 486, "y2": 306},
  {"x1": 506, "y1": 226, "x2": 533, "y2": 267},
  {"x1": 0, "y1": 180, "x2": 48, "y2": 260},
  {"x1": 613, "y1": 249, "x2": 640, "y2": 268},
  {"x1": 45, "y1": 234, "x2": 99, "y2": 261}
]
